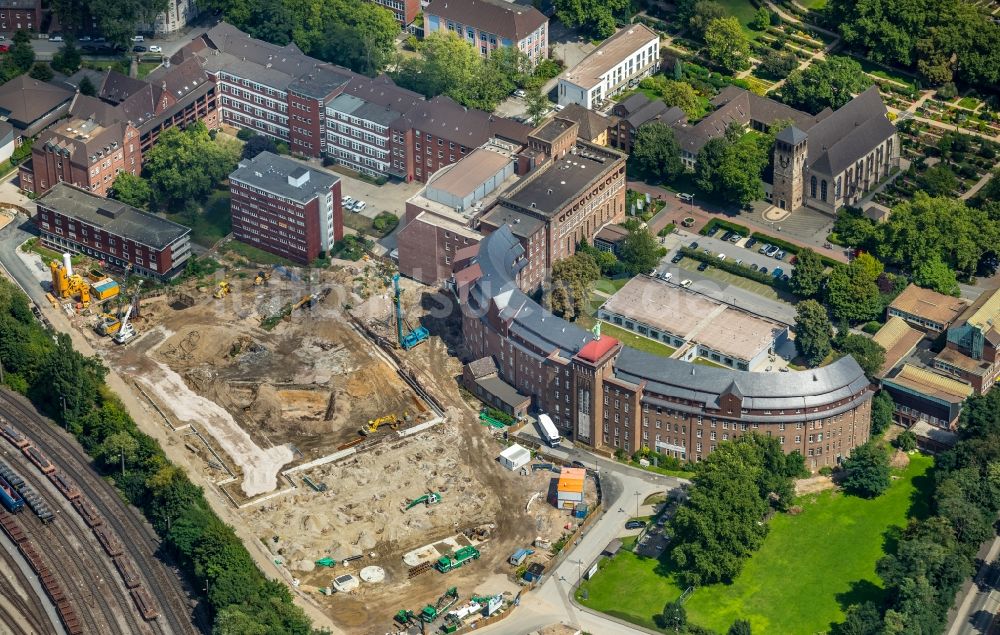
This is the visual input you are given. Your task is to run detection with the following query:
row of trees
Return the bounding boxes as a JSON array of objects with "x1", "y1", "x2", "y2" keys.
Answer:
[
  {"x1": 1, "y1": 30, "x2": 36, "y2": 83},
  {"x1": 51, "y1": 0, "x2": 167, "y2": 49},
  {"x1": 669, "y1": 433, "x2": 806, "y2": 586},
  {"x1": 0, "y1": 280, "x2": 315, "y2": 633},
  {"x1": 824, "y1": 0, "x2": 1000, "y2": 91},
  {"x1": 836, "y1": 390, "x2": 1000, "y2": 634}
]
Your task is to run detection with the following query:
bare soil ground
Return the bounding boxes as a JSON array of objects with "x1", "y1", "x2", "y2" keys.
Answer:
[{"x1": 68, "y1": 257, "x2": 576, "y2": 633}]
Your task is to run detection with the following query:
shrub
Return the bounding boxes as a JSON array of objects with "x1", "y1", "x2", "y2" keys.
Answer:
[
  {"x1": 862, "y1": 321, "x2": 884, "y2": 334},
  {"x1": 819, "y1": 466, "x2": 834, "y2": 476},
  {"x1": 236, "y1": 128, "x2": 255, "y2": 141},
  {"x1": 894, "y1": 430, "x2": 918, "y2": 451},
  {"x1": 372, "y1": 212, "x2": 399, "y2": 235}
]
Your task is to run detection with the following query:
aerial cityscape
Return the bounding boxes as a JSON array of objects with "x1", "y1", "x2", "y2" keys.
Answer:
[{"x1": 0, "y1": 0, "x2": 997, "y2": 634}]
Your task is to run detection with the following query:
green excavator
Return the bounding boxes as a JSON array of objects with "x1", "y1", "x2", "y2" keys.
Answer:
[{"x1": 404, "y1": 492, "x2": 442, "y2": 511}]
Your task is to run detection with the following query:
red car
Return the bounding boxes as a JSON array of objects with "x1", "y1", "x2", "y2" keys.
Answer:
[{"x1": 0, "y1": 44, "x2": 9, "y2": 52}]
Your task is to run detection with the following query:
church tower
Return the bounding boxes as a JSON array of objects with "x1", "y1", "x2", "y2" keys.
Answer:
[{"x1": 772, "y1": 126, "x2": 808, "y2": 212}]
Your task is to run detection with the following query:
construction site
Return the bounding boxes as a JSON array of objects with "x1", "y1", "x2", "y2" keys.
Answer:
[{"x1": 40, "y1": 250, "x2": 596, "y2": 634}]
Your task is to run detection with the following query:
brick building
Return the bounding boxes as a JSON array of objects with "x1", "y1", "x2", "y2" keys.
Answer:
[
  {"x1": 228, "y1": 151, "x2": 342, "y2": 265},
  {"x1": 935, "y1": 288, "x2": 1000, "y2": 395},
  {"x1": 34, "y1": 183, "x2": 192, "y2": 279},
  {"x1": 0, "y1": 0, "x2": 39, "y2": 31},
  {"x1": 458, "y1": 226, "x2": 873, "y2": 470},
  {"x1": 479, "y1": 118, "x2": 627, "y2": 291},
  {"x1": 423, "y1": 0, "x2": 549, "y2": 65},
  {"x1": 366, "y1": 0, "x2": 420, "y2": 26}
]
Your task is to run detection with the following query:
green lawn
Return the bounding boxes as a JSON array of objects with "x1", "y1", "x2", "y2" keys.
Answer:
[
  {"x1": 578, "y1": 454, "x2": 935, "y2": 634},
  {"x1": 595, "y1": 277, "x2": 630, "y2": 295},
  {"x1": 165, "y1": 190, "x2": 232, "y2": 247},
  {"x1": 692, "y1": 357, "x2": 727, "y2": 368},
  {"x1": 222, "y1": 240, "x2": 294, "y2": 266},
  {"x1": 797, "y1": 0, "x2": 828, "y2": 8},
  {"x1": 598, "y1": 321, "x2": 677, "y2": 357},
  {"x1": 137, "y1": 62, "x2": 160, "y2": 79},
  {"x1": 714, "y1": 0, "x2": 766, "y2": 38}
]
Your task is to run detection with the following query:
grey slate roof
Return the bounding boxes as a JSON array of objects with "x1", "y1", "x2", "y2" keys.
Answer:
[
  {"x1": 0, "y1": 76, "x2": 74, "y2": 130},
  {"x1": 556, "y1": 103, "x2": 614, "y2": 141},
  {"x1": 229, "y1": 151, "x2": 340, "y2": 204},
  {"x1": 37, "y1": 183, "x2": 190, "y2": 250},
  {"x1": 806, "y1": 86, "x2": 896, "y2": 177},
  {"x1": 617, "y1": 93, "x2": 650, "y2": 116},
  {"x1": 776, "y1": 125, "x2": 808, "y2": 145}
]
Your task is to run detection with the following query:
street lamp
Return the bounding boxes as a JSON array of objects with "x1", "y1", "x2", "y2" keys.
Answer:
[
  {"x1": 573, "y1": 558, "x2": 584, "y2": 586},
  {"x1": 634, "y1": 491, "x2": 641, "y2": 518}
]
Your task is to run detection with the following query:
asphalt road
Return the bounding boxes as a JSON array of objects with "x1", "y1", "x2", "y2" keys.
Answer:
[
  {"x1": 17, "y1": 24, "x2": 212, "y2": 61},
  {"x1": 0, "y1": 214, "x2": 48, "y2": 306},
  {"x1": 948, "y1": 534, "x2": 1000, "y2": 635},
  {"x1": 661, "y1": 229, "x2": 797, "y2": 276}
]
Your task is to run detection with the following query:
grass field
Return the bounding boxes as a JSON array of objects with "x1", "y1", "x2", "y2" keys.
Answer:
[
  {"x1": 715, "y1": 0, "x2": 766, "y2": 37},
  {"x1": 165, "y1": 190, "x2": 231, "y2": 247},
  {"x1": 598, "y1": 321, "x2": 677, "y2": 357},
  {"x1": 595, "y1": 277, "x2": 630, "y2": 295},
  {"x1": 577, "y1": 454, "x2": 934, "y2": 633},
  {"x1": 137, "y1": 62, "x2": 160, "y2": 79},
  {"x1": 222, "y1": 240, "x2": 293, "y2": 266}
]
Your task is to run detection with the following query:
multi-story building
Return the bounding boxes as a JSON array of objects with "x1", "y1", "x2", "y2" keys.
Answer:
[
  {"x1": 21, "y1": 95, "x2": 142, "y2": 197},
  {"x1": 478, "y1": 118, "x2": 627, "y2": 291},
  {"x1": 609, "y1": 93, "x2": 684, "y2": 154},
  {"x1": 423, "y1": 0, "x2": 549, "y2": 65},
  {"x1": 935, "y1": 288, "x2": 1000, "y2": 395},
  {"x1": 366, "y1": 0, "x2": 420, "y2": 26},
  {"x1": 0, "y1": 0, "x2": 39, "y2": 31},
  {"x1": 555, "y1": 103, "x2": 616, "y2": 147},
  {"x1": 558, "y1": 24, "x2": 660, "y2": 110},
  {"x1": 457, "y1": 225, "x2": 873, "y2": 470},
  {"x1": 140, "y1": 0, "x2": 199, "y2": 35},
  {"x1": 34, "y1": 183, "x2": 192, "y2": 279},
  {"x1": 887, "y1": 284, "x2": 968, "y2": 334},
  {"x1": 0, "y1": 75, "x2": 74, "y2": 142},
  {"x1": 228, "y1": 151, "x2": 342, "y2": 265},
  {"x1": 182, "y1": 23, "x2": 528, "y2": 181}
]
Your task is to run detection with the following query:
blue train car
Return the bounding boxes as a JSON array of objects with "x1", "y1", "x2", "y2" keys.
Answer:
[{"x1": 0, "y1": 473, "x2": 25, "y2": 512}]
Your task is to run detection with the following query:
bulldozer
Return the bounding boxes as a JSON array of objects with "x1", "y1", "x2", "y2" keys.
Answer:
[
  {"x1": 214, "y1": 281, "x2": 231, "y2": 299},
  {"x1": 253, "y1": 269, "x2": 271, "y2": 286}
]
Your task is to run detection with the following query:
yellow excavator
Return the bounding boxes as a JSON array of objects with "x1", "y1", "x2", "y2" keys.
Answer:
[
  {"x1": 253, "y1": 269, "x2": 271, "y2": 286},
  {"x1": 214, "y1": 280, "x2": 231, "y2": 299},
  {"x1": 359, "y1": 414, "x2": 400, "y2": 436}
]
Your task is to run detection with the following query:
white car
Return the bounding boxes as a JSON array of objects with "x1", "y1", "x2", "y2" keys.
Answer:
[
  {"x1": 514, "y1": 89, "x2": 526, "y2": 98},
  {"x1": 553, "y1": 104, "x2": 565, "y2": 112},
  {"x1": 131, "y1": 35, "x2": 144, "y2": 42},
  {"x1": 680, "y1": 279, "x2": 692, "y2": 288},
  {"x1": 352, "y1": 200, "x2": 366, "y2": 213},
  {"x1": 717, "y1": 253, "x2": 726, "y2": 261},
  {"x1": 659, "y1": 271, "x2": 673, "y2": 282},
  {"x1": 149, "y1": 45, "x2": 162, "y2": 53},
  {"x1": 342, "y1": 196, "x2": 355, "y2": 208},
  {"x1": 50, "y1": 34, "x2": 63, "y2": 42}
]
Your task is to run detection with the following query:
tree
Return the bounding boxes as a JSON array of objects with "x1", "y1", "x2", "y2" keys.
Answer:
[
  {"x1": 716, "y1": 133, "x2": 769, "y2": 206},
  {"x1": 841, "y1": 441, "x2": 891, "y2": 498},
  {"x1": 835, "y1": 333, "x2": 885, "y2": 380},
  {"x1": 525, "y1": 88, "x2": 549, "y2": 124},
  {"x1": 752, "y1": 7, "x2": 771, "y2": 30},
  {"x1": 758, "y1": 51, "x2": 798, "y2": 80},
  {"x1": 631, "y1": 122, "x2": 683, "y2": 183},
  {"x1": 314, "y1": 0, "x2": 399, "y2": 76},
  {"x1": 548, "y1": 252, "x2": 600, "y2": 320},
  {"x1": 729, "y1": 619, "x2": 753, "y2": 635},
  {"x1": 695, "y1": 137, "x2": 728, "y2": 193},
  {"x1": 913, "y1": 255, "x2": 960, "y2": 296},
  {"x1": 79, "y1": 75, "x2": 96, "y2": 96},
  {"x1": 704, "y1": 17, "x2": 751, "y2": 73},
  {"x1": 618, "y1": 222, "x2": 665, "y2": 275},
  {"x1": 638, "y1": 76, "x2": 701, "y2": 118},
  {"x1": 28, "y1": 63, "x2": 53, "y2": 82},
  {"x1": 789, "y1": 248, "x2": 825, "y2": 298},
  {"x1": 795, "y1": 299, "x2": 833, "y2": 367},
  {"x1": 870, "y1": 390, "x2": 894, "y2": 437},
  {"x1": 241, "y1": 134, "x2": 278, "y2": 160},
  {"x1": 50, "y1": 0, "x2": 169, "y2": 49},
  {"x1": 51, "y1": 41, "x2": 82, "y2": 75},
  {"x1": 825, "y1": 254, "x2": 883, "y2": 323},
  {"x1": 781, "y1": 56, "x2": 872, "y2": 114},
  {"x1": 895, "y1": 430, "x2": 917, "y2": 451},
  {"x1": 688, "y1": 1, "x2": 727, "y2": 40},
  {"x1": 110, "y1": 172, "x2": 153, "y2": 209},
  {"x1": 662, "y1": 600, "x2": 687, "y2": 631},
  {"x1": 144, "y1": 122, "x2": 241, "y2": 207},
  {"x1": 919, "y1": 165, "x2": 959, "y2": 197},
  {"x1": 393, "y1": 32, "x2": 481, "y2": 103},
  {"x1": 832, "y1": 602, "x2": 883, "y2": 635},
  {"x1": 1, "y1": 32, "x2": 35, "y2": 81},
  {"x1": 146, "y1": 464, "x2": 203, "y2": 531},
  {"x1": 554, "y1": 0, "x2": 631, "y2": 38},
  {"x1": 95, "y1": 431, "x2": 140, "y2": 472}
]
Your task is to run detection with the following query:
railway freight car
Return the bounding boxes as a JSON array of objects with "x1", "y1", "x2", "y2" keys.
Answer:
[{"x1": 0, "y1": 473, "x2": 25, "y2": 512}]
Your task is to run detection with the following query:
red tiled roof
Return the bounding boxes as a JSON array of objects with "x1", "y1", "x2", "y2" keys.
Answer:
[{"x1": 576, "y1": 336, "x2": 619, "y2": 363}]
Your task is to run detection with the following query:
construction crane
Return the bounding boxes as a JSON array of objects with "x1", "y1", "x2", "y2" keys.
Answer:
[
  {"x1": 393, "y1": 273, "x2": 429, "y2": 350},
  {"x1": 112, "y1": 282, "x2": 142, "y2": 345}
]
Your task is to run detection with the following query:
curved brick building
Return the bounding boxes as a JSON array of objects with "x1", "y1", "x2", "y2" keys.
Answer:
[{"x1": 459, "y1": 225, "x2": 874, "y2": 470}]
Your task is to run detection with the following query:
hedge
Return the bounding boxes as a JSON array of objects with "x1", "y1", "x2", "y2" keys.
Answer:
[
  {"x1": 679, "y1": 247, "x2": 790, "y2": 290},
  {"x1": 700, "y1": 218, "x2": 751, "y2": 237},
  {"x1": 749, "y1": 232, "x2": 840, "y2": 268}
]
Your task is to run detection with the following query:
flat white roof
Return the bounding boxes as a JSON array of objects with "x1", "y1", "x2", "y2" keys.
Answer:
[
  {"x1": 500, "y1": 443, "x2": 531, "y2": 461},
  {"x1": 561, "y1": 24, "x2": 659, "y2": 90}
]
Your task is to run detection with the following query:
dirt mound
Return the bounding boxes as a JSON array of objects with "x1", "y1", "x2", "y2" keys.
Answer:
[
  {"x1": 890, "y1": 449, "x2": 910, "y2": 469},
  {"x1": 157, "y1": 325, "x2": 261, "y2": 365}
]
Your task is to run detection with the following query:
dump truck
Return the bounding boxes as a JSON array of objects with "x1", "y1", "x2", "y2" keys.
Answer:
[{"x1": 435, "y1": 546, "x2": 480, "y2": 573}]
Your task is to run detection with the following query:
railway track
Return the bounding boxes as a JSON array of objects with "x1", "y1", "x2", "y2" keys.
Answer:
[
  {"x1": 0, "y1": 390, "x2": 198, "y2": 635},
  {"x1": 0, "y1": 529, "x2": 56, "y2": 635}
]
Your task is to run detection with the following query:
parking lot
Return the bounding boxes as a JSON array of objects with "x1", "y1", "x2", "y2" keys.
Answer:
[
  {"x1": 658, "y1": 229, "x2": 797, "y2": 277},
  {"x1": 334, "y1": 171, "x2": 423, "y2": 221}
]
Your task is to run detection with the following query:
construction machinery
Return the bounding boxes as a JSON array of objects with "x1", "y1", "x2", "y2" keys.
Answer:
[
  {"x1": 420, "y1": 587, "x2": 459, "y2": 623},
  {"x1": 49, "y1": 254, "x2": 91, "y2": 307},
  {"x1": 253, "y1": 269, "x2": 271, "y2": 286},
  {"x1": 393, "y1": 273, "x2": 429, "y2": 350},
  {"x1": 214, "y1": 280, "x2": 231, "y2": 299},
  {"x1": 112, "y1": 283, "x2": 142, "y2": 345},
  {"x1": 404, "y1": 492, "x2": 441, "y2": 511},
  {"x1": 94, "y1": 312, "x2": 123, "y2": 336},
  {"x1": 292, "y1": 293, "x2": 318, "y2": 311},
  {"x1": 435, "y1": 547, "x2": 480, "y2": 573},
  {"x1": 393, "y1": 609, "x2": 416, "y2": 626},
  {"x1": 358, "y1": 414, "x2": 400, "y2": 436}
]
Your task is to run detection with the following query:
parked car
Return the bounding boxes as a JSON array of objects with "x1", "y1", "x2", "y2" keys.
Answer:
[
  {"x1": 772, "y1": 267, "x2": 784, "y2": 278},
  {"x1": 149, "y1": 45, "x2": 162, "y2": 53},
  {"x1": 729, "y1": 233, "x2": 741, "y2": 243},
  {"x1": 765, "y1": 245, "x2": 780, "y2": 257},
  {"x1": 131, "y1": 35, "x2": 144, "y2": 42},
  {"x1": 688, "y1": 241, "x2": 699, "y2": 250},
  {"x1": 678, "y1": 192, "x2": 694, "y2": 202},
  {"x1": 706, "y1": 226, "x2": 720, "y2": 238},
  {"x1": 0, "y1": 44, "x2": 8, "y2": 53},
  {"x1": 671, "y1": 253, "x2": 683, "y2": 264},
  {"x1": 625, "y1": 520, "x2": 647, "y2": 530},
  {"x1": 571, "y1": 460, "x2": 587, "y2": 469},
  {"x1": 721, "y1": 230, "x2": 734, "y2": 242},
  {"x1": 680, "y1": 279, "x2": 692, "y2": 288},
  {"x1": 774, "y1": 250, "x2": 786, "y2": 260},
  {"x1": 750, "y1": 263, "x2": 759, "y2": 271},
  {"x1": 352, "y1": 200, "x2": 367, "y2": 213},
  {"x1": 50, "y1": 34, "x2": 64, "y2": 42},
  {"x1": 717, "y1": 253, "x2": 726, "y2": 261},
  {"x1": 759, "y1": 243, "x2": 772, "y2": 254},
  {"x1": 514, "y1": 89, "x2": 526, "y2": 98},
  {"x1": 781, "y1": 274, "x2": 790, "y2": 282},
  {"x1": 659, "y1": 271, "x2": 673, "y2": 282},
  {"x1": 760, "y1": 267, "x2": 768, "y2": 275},
  {"x1": 697, "y1": 261, "x2": 710, "y2": 271},
  {"x1": 745, "y1": 237, "x2": 757, "y2": 249},
  {"x1": 553, "y1": 103, "x2": 565, "y2": 112},
  {"x1": 342, "y1": 196, "x2": 354, "y2": 207},
  {"x1": 78, "y1": 35, "x2": 91, "y2": 42},
  {"x1": 735, "y1": 259, "x2": 743, "y2": 266},
  {"x1": 133, "y1": 45, "x2": 147, "y2": 52}
]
